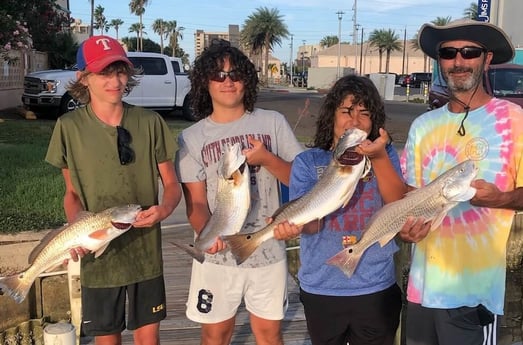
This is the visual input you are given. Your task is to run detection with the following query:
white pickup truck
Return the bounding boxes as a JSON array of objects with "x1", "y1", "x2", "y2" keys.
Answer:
[{"x1": 21, "y1": 52, "x2": 196, "y2": 121}]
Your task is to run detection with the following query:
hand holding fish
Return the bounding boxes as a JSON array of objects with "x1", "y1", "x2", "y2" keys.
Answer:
[
  {"x1": 133, "y1": 205, "x2": 169, "y2": 228},
  {"x1": 398, "y1": 216, "x2": 432, "y2": 243},
  {"x1": 242, "y1": 136, "x2": 271, "y2": 166},
  {"x1": 67, "y1": 247, "x2": 90, "y2": 262},
  {"x1": 62, "y1": 246, "x2": 90, "y2": 268},
  {"x1": 205, "y1": 237, "x2": 227, "y2": 254},
  {"x1": 355, "y1": 128, "x2": 390, "y2": 159},
  {"x1": 470, "y1": 179, "x2": 509, "y2": 208},
  {"x1": 272, "y1": 220, "x2": 302, "y2": 241}
]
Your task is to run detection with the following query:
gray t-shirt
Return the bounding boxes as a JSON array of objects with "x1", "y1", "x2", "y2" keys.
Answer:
[{"x1": 175, "y1": 108, "x2": 303, "y2": 267}]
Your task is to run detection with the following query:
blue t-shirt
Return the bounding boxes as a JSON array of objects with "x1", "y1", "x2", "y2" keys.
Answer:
[{"x1": 291, "y1": 144, "x2": 401, "y2": 296}]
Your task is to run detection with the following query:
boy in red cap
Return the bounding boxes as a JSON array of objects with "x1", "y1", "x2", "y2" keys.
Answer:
[{"x1": 46, "y1": 35, "x2": 182, "y2": 345}]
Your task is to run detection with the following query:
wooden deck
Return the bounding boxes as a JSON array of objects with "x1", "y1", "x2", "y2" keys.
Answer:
[{"x1": 83, "y1": 222, "x2": 311, "y2": 345}]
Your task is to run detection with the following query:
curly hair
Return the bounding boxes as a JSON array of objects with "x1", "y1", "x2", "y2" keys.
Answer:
[
  {"x1": 313, "y1": 75, "x2": 388, "y2": 150},
  {"x1": 67, "y1": 61, "x2": 140, "y2": 104},
  {"x1": 189, "y1": 39, "x2": 258, "y2": 119}
]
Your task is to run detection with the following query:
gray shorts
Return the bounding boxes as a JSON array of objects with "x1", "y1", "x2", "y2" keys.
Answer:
[
  {"x1": 81, "y1": 275, "x2": 166, "y2": 335},
  {"x1": 406, "y1": 302, "x2": 498, "y2": 345}
]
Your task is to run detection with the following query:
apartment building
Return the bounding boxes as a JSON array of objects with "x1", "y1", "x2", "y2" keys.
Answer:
[{"x1": 194, "y1": 25, "x2": 240, "y2": 58}]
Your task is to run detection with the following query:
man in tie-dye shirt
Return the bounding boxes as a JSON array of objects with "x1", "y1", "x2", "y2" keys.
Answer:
[{"x1": 399, "y1": 20, "x2": 523, "y2": 345}]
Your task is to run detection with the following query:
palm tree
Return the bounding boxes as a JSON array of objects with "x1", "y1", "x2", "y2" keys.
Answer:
[
  {"x1": 319, "y1": 35, "x2": 339, "y2": 49},
  {"x1": 432, "y1": 16, "x2": 452, "y2": 26},
  {"x1": 166, "y1": 20, "x2": 184, "y2": 57},
  {"x1": 89, "y1": 0, "x2": 95, "y2": 37},
  {"x1": 128, "y1": 23, "x2": 145, "y2": 51},
  {"x1": 152, "y1": 19, "x2": 168, "y2": 54},
  {"x1": 93, "y1": 5, "x2": 108, "y2": 35},
  {"x1": 129, "y1": 0, "x2": 150, "y2": 51},
  {"x1": 242, "y1": 7, "x2": 289, "y2": 86},
  {"x1": 109, "y1": 19, "x2": 124, "y2": 40},
  {"x1": 369, "y1": 29, "x2": 402, "y2": 73},
  {"x1": 463, "y1": 2, "x2": 478, "y2": 20}
]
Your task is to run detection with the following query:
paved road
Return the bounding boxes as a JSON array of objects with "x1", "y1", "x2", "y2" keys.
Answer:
[{"x1": 256, "y1": 86, "x2": 428, "y2": 144}]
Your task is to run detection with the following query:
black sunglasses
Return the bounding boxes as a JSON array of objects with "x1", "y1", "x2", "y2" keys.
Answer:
[
  {"x1": 116, "y1": 126, "x2": 135, "y2": 165},
  {"x1": 438, "y1": 46, "x2": 486, "y2": 60},
  {"x1": 210, "y1": 70, "x2": 241, "y2": 82}
]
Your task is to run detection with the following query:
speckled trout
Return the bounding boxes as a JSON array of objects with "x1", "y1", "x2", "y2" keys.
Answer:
[
  {"x1": 170, "y1": 142, "x2": 250, "y2": 263},
  {"x1": 223, "y1": 128, "x2": 371, "y2": 265},
  {"x1": 327, "y1": 159, "x2": 478, "y2": 277},
  {"x1": 0, "y1": 204, "x2": 141, "y2": 303}
]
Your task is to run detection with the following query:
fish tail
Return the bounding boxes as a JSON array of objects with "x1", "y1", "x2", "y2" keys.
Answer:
[
  {"x1": 0, "y1": 272, "x2": 31, "y2": 304},
  {"x1": 169, "y1": 241, "x2": 205, "y2": 264},
  {"x1": 326, "y1": 246, "x2": 363, "y2": 278},
  {"x1": 222, "y1": 232, "x2": 262, "y2": 265}
]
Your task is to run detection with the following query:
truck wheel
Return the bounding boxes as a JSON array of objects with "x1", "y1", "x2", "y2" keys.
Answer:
[
  {"x1": 59, "y1": 94, "x2": 82, "y2": 116},
  {"x1": 182, "y1": 96, "x2": 198, "y2": 121}
]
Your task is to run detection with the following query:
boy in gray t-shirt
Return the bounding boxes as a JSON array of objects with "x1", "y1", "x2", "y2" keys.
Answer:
[{"x1": 175, "y1": 39, "x2": 302, "y2": 345}]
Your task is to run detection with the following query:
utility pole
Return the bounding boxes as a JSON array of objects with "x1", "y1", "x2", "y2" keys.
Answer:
[
  {"x1": 302, "y1": 40, "x2": 307, "y2": 76},
  {"x1": 352, "y1": 0, "x2": 358, "y2": 45},
  {"x1": 289, "y1": 34, "x2": 294, "y2": 87},
  {"x1": 402, "y1": 26, "x2": 406, "y2": 75},
  {"x1": 336, "y1": 11, "x2": 344, "y2": 79},
  {"x1": 359, "y1": 27, "x2": 364, "y2": 75}
]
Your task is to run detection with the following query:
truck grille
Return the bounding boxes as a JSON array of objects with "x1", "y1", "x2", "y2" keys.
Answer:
[{"x1": 24, "y1": 77, "x2": 47, "y2": 94}]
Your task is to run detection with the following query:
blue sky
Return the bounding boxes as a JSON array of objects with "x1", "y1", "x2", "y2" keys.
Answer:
[{"x1": 70, "y1": 0, "x2": 474, "y2": 63}]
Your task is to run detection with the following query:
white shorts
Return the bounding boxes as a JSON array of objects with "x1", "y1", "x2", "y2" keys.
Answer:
[{"x1": 185, "y1": 259, "x2": 288, "y2": 323}]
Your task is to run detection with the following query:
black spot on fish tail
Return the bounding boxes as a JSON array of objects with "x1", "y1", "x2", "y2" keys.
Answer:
[
  {"x1": 222, "y1": 233, "x2": 259, "y2": 265},
  {"x1": 169, "y1": 241, "x2": 205, "y2": 263}
]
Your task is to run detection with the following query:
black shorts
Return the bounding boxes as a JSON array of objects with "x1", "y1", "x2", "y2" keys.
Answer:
[
  {"x1": 406, "y1": 302, "x2": 499, "y2": 345},
  {"x1": 81, "y1": 275, "x2": 167, "y2": 336},
  {"x1": 300, "y1": 284, "x2": 402, "y2": 345}
]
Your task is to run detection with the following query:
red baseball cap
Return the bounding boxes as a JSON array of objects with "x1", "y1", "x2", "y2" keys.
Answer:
[{"x1": 76, "y1": 35, "x2": 133, "y2": 73}]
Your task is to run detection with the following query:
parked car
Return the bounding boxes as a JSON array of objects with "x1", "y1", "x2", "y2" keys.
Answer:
[
  {"x1": 429, "y1": 63, "x2": 523, "y2": 109},
  {"x1": 21, "y1": 52, "x2": 195, "y2": 120},
  {"x1": 401, "y1": 72, "x2": 432, "y2": 88},
  {"x1": 292, "y1": 73, "x2": 308, "y2": 87},
  {"x1": 396, "y1": 74, "x2": 409, "y2": 85}
]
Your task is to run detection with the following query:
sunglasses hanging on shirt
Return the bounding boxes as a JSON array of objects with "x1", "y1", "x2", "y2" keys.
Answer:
[{"x1": 116, "y1": 126, "x2": 135, "y2": 165}]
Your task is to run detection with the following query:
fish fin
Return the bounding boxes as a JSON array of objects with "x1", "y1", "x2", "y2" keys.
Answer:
[
  {"x1": 169, "y1": 241, "x2": 205, "y2": 264},
  {"x1": 28, "y1": 227, "x2": 65, "y2": 264},
  {"x1": 340, "y1": 182, "x2": 359, "y2": 209},
  {"x1": 222, "y1": 230, "x2": 264, "y2": 265},
  {"x1": 44, "y1": 262, "x2": 64, "y2": 273},
  {"x1": 73, "y1": 211, "x2": 95, "y2": 222},
  {"x1": 326, "y1": 246, "x2": 363, "y2": 278},
  {"x1": 429, "y1": 203, "x2": 457, "y2": 231},
  {"x1": 0, "y1": 272, "x2": 31, "y2": 304},
  {"x1": 88, "y1": 228, "x2": 111, "y2": 240},
  {"x1": 362, "y1": 157, "x2": 372, "y2": 177},
  {"x1": 93, "y1": 244, "x2": 110, "y2": 258},
  {"x1": 378, "y1": 232, "x2": 397, "y2": 247},
  {"x1": 451, "y1": 187, "x2": 477, "y2": 202}
]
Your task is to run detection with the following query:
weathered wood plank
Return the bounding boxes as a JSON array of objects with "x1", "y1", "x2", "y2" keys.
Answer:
[{"x1": 82, "y1": 223, "x2": 311, "y2": 344}]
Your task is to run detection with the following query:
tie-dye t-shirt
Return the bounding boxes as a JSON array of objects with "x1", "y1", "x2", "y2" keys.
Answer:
[{"x1": 400, "y1": 98, "x2": 523, "y2": 315}]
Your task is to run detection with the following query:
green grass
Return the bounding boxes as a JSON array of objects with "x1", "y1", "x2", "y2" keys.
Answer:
[{"x1": 0, "y1": 119, "x2": 187, "y2": 234}]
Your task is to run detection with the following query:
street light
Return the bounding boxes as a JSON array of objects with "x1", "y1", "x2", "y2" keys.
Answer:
[
  {"x1": 336, "y1": 11, "x2": 344, "y2": 79},
  {"x1": 289, "y1": 34, "x2": 294, "y2": 87}
]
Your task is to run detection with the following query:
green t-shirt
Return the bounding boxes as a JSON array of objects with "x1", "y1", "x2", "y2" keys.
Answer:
[{"x1": 45, "y1": 103, "x2": 175, "y2": 288}]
